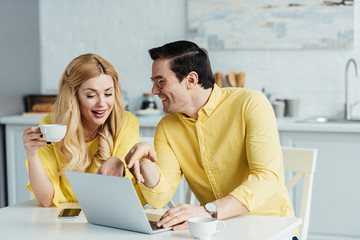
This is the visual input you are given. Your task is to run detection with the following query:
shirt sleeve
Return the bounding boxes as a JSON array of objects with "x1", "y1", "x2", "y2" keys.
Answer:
[
  {"x1": 229, "y1": 92, "x2": 283, "y2": 212},
  {"x1": 26, "y1": 115, "x2": 68, "y2": 207},
  {"x1": 139, "y1": 119, "x2": 182, "y2": 209},
  {"x1": 113, "y1": 111, "x2": 140, "y2": 161},
  {"x1": 26, "y1": 144, "x2": 68, "y2": 207},
  {"x1": 113, "y1": 111, "x2": 140, "y2": 179},
  {"x1": 112, "y1": 111, "x2": 147, "y2": 206}
]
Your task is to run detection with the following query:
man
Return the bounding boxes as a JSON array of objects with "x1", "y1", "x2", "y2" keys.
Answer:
[{"x1": 126, "y1": 40, "x2": 297, "y2": 238}]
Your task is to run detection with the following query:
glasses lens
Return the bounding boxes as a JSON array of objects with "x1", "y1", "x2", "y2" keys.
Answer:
[{"x1": 151, "y1": 78, "x2": 162, "y2": 89}]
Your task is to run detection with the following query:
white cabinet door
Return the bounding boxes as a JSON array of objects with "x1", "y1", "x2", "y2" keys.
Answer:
[
  {"x1": 5, "y1": 125, "x2": 34, "y2": 205},
  {"x1": 280, "y1": 131, "x2": 360, "y2": 240},
  {"x1": 139, "y1": 126, "x2": 156, "y2": 137}
]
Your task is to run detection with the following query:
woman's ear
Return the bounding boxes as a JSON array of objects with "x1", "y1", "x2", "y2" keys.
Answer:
[{"x1": 186, "y1": 71, "x2": 199, "y2": 89}]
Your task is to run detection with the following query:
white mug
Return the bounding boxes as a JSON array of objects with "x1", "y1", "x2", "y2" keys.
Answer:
[
  {"x1": 188, "y1": 217, "x2": 225, "y2": 239},
  {"x1": 40, "y1": 124, "x2": 67, "y2": 142},
  {"x1": 271, "y1": 101, "x2": 285, "y2": 118}
]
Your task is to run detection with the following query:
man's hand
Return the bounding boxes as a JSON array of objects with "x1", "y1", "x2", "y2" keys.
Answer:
[
  {"x1": 157, "y1": 204, "x2": 211, "y2": 231},
  {"x1": 97, "y1": 156, "x2": 125, "y2": 176},
  {"x1": 125, "y1": 142, "x2": 157, "y2": 184}
]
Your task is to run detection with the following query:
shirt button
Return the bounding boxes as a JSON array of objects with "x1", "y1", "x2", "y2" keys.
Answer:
[
  {"x1": 202, "y1": 146, "x2": 205, "y2": 149},
  {"x1": 198, "y1": 121, "x2": 202, "y2": 124},
  {"x1": 208, "y1": 170, "x2": 212, "y2": 174},
  {"x1": 217, "y1": 193, "x2": 221, "y2": 196}
]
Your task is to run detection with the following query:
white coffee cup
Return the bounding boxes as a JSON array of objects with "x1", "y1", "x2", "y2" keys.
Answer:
[
  {"x1": 188, "y1": 217, "x2": 225, "y2": 239},
  {"x1": 40, "y1": 124, "x2": 67, "y2": 142}
]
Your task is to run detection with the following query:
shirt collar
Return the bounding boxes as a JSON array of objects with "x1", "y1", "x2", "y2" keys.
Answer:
[
  {"x1": 178, "y1": 84, "x2": 221, "y2": 121},
  {"x1": 201, "y1": 84, "x2": 221, "y2": 117}
]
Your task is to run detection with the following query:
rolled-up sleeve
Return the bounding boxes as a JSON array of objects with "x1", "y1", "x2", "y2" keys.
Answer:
[
  {"x1": 229, "y1": 92, "x2": 282, "y2": 211},
  {"x1": 139, "y1": 120, "x2": 182, "y2": 209}
]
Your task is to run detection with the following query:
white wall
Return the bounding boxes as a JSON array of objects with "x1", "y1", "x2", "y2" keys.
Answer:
[
  {"x1": 0, "y1": 0, "x2": 40, "y2": 115},
  {"x1": 39, "y1": 0, "x2": 186, "y2": 112},
  {"x1": 39, "y1": 0, "x2": 360, "y2": 118},
  {"x1": 0, "y1": 0, "x2": 40, "y2": 207}
]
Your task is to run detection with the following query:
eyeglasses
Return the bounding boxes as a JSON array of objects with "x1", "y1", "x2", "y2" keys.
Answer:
[{"x1": 150, "y1": 77, "x2": 167, "y2": 89}]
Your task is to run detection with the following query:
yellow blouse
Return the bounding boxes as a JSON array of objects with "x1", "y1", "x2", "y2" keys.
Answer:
[
  {"x1": 26, "y1": 111, "x2": 145, "y2": 207},
  {"x1": 140, "y1": 85, "x2": 295, "y2": 219}
]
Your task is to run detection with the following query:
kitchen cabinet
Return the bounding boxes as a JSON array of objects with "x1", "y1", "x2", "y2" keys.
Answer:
[
  {"x1": 3, "y1": 124, "x2": 34, "y2": 205},
  {"x1": 279, "y1": 126, "x2": 360, "y2": 240},
  {"x1": 0, "y1": 125, "x2": 6, "y2": 207},
  {"x1": 138, "y1": 116, "x2": 160, "y2": 137}
]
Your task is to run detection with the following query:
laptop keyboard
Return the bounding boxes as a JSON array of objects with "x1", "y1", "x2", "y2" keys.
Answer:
[{"x1": 149, "y1": 221, "x2": 162, "y2": 230}]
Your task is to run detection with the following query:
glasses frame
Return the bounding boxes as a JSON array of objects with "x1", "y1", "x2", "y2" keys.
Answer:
[{"x1": 150, "y1": 77, "x2": 167, "y2": 89}]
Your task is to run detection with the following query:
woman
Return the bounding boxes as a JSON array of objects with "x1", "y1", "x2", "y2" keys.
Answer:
[{"x1": 22, "y1": 53, "x2": 145, "y2": 207}]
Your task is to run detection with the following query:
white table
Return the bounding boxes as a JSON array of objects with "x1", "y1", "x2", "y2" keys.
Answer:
[{"x1": 0, "y1": 200, "x2": 301, "y2": 240}]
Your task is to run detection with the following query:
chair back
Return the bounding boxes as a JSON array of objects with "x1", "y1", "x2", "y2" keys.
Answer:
[{"x1": 282, "y1": 147, "x2": 317, "y2": 240}]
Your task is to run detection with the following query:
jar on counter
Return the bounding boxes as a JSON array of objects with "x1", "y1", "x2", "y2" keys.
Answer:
[{"x1": 141, "y1": 93, "x2": 157, "y2": 110}]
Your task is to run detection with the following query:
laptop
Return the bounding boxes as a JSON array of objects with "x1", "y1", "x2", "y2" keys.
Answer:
[{"x1": 65, "y1": 171, "x2": 172, "y2": 234}]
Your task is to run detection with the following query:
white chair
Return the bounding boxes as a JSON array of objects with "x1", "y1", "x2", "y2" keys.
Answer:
[
  {"x1": 282, "y1": 147, "x2": 317, "y2": 240},
  {"x1": 176, "y1": 147, "x2": 317, "y2": 240},
  {"x1": 167, "y1": 178, "x2": 198, "y2": 208}
]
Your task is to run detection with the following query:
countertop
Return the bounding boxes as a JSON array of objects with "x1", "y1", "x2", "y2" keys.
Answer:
[
  {"x1": 0, "y1": 114, "x2": 164, "y2": 128},
  {"x1": 2, "y1": 114, "x2": 360, "y2": 133}
]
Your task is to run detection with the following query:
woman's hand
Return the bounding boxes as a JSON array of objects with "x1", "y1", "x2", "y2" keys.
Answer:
[
  {"x1": 22, "y1": 127, "x2": 49, "y2": 157},
  {"x1": 98, "y1": 156, "x2": 125, "y2": 176}
]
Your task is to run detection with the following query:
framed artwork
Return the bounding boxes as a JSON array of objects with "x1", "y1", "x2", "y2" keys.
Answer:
[{"x1": 187, "y1": 0, "x2": 354, "y2": 49}]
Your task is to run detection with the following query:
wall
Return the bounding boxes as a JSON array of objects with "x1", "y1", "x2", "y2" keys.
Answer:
[
  {"x1": 0, "y1": 0, "x2": 40, "y2": 207},
  {"x1": 39, "y1": 0, "x2": 186, "y2": 112},
  {"x1": 39, "y1": 1, "x2": 360, "y2": 118},
  {"x1": 0, "y1": 0, "x2": 41, "y2": 115}
]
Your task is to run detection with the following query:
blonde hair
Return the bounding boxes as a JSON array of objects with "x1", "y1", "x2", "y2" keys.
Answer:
[{"x1": 52, "y1": 53, "x2": 124, "y2": 172}]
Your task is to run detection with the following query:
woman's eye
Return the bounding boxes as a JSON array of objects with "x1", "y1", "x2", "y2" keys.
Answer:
[
  {"x1": 105, "y1": 93, "x2": 113, "y2": 97},
  {"x1": 87, "y1": 95, "x2": 95, "y2": 98}
]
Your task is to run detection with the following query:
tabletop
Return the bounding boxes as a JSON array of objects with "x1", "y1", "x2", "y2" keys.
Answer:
[{"x1": 0, "y1": 200, "x2": 301, "y2": 240}]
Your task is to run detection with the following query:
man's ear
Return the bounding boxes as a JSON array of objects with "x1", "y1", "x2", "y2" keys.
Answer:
[{"x1": 186, "y1": 71, "x2": 199, "y2": 89}]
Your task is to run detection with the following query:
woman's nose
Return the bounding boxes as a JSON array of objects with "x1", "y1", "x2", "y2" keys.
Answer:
[{"x1": 96, "y1": 95, "x2": 105, "y2": 107}]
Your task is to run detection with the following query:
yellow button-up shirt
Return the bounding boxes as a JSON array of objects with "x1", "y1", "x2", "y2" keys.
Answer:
[
  {"x1": 26, "y1": 111, "x2": 146, "y2": 207},
  {"x1": 141, "y1": 85, "x2": 295, "y2": 219}
]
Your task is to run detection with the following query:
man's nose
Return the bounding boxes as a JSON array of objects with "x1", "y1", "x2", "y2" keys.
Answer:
[{"x1": 151, "y1": 84, "x2": 160, "y2": 95}]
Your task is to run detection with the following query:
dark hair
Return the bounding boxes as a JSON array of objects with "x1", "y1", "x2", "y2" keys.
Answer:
[{"x1": 148, "y1": 40, "x2": 215, "y2": 89}]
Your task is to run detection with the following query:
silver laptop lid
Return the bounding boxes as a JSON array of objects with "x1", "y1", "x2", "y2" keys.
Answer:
[{"x1": 65, "y1": 171, "x2": 167, "y2": 234}]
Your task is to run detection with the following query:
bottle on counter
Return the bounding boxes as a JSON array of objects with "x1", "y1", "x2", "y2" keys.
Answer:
[
  {"x1": 141, "y1": 93, "x2": 157, "y2": 110},
  {"x1": 136, "y1": 93, "x2": 161, "y2": 117}
]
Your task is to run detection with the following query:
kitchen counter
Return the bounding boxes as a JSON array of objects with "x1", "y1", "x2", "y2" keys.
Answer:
[
  {"x1": 2, "y1": 114, "x2": 360, "y2": 133},
  {"x1": 276, "y1": 117, "x2": 360, "y2": 133},
  {"x1": 0, "y1": 114, "x2": 164, "y2": 127}
]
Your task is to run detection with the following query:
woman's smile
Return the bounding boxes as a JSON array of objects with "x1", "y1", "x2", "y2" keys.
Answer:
[{"x1": 92, "y1": 109, "x2": 107, "y2": 118}]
